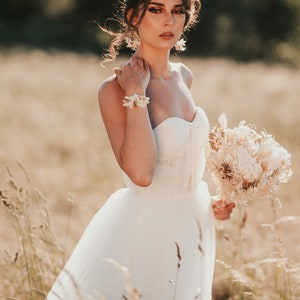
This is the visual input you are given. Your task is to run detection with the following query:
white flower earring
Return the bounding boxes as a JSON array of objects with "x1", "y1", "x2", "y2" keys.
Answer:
[
  {"x1": 175, "y1": 38, "x2": 187, "y2": 52},
  {"x1": 125, "y1": 31, "x2": 140, "y2": 51}
]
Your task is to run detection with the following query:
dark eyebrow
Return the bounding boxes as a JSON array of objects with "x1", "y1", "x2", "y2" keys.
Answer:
[
  {"x1": 149, "y1": 2, "x2": 164, "y2": 6},
  {"x1": 148, "y1": 2, "x2": 183, "y2": 8}
]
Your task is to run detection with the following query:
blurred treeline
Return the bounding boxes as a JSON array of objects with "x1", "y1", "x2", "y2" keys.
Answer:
[{"x1": 0, "y1": 0, "x2": 299, "y2": 64}]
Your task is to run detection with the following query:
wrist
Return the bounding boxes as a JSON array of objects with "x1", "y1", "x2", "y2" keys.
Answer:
[
  {"x1": 122, "y1": 93, "x2": 150, "y2": 109},
  {"x1": 124, "y1": 88, "x2": 145, "y2": 96}
]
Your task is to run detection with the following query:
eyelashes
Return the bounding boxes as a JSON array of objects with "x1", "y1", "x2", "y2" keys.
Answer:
[
  {"x1": 148, "y1": 6, "x2": 186, "y2": 15},
  {"x1": 148, "y1": 7, "x2": 162, "y2": 13}
]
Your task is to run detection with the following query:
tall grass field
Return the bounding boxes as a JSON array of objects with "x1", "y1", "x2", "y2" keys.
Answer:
[{"x1": 0, "y1": 49, "x2": 299, "y2": 299}]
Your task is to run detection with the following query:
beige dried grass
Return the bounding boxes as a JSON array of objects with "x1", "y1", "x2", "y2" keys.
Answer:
[
  {"x1": 0, "y1": 49, "x2": 299, "y2": 299},
  {"x1": 0, "y1": 164, "x2": 64, "y2": 299}
]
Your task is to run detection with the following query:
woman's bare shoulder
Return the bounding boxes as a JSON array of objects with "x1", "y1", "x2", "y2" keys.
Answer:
[
  {"x1": 171, "y1": 62, "x2": 193, "y2": 88},
  {"x1": 98, "y1": 74, "x2": 125, "y2": 127},
  {"x1": 98, "y1": 75, "x2": 122, "y2": 104}
]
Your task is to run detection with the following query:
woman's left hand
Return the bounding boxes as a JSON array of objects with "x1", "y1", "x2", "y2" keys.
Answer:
[{"x1": 212, "y1": 199, "x2": 235, "y2": 221}]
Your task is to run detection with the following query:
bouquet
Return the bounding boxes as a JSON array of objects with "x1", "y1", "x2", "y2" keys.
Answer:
[{"x1": 206, "y1": 114, "x2": 293, "y2": 206}]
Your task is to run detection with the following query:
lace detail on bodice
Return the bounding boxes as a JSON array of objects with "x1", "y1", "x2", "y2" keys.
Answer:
[{"x1": 123, "y1": 107, "x2": 209, "y2": 195}]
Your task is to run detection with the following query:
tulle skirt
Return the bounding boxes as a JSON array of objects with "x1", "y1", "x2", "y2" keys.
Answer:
[{"x1": 47, "y1": 181, "x2": 215, "y2": 300}]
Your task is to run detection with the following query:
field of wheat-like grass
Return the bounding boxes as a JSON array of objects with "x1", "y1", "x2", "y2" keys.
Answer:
[{"x1": 0, "y1": 49, "x2": 299, "y2": 299}]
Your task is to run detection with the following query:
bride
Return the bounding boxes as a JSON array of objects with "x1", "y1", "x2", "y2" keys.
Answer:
[{"x1": 47, "y1": 0, "x2": 235, "y2": 299}]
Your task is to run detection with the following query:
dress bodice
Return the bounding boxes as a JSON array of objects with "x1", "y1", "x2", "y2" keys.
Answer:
[{"x1": 123, "y1": 107, "x2": 209, "y2": 195}]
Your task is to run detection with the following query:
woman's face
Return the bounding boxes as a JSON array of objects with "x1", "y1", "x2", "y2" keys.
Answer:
[{"x1": 135, "y1": 0, "x2": 186, "y2": 51}]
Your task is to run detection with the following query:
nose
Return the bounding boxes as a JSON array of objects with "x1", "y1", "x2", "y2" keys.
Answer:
[{"x1": 164, "y1": 11, "x2": 175, "y2": 26}]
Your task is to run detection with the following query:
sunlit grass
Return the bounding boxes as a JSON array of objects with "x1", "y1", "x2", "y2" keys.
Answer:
[
  {"x1": 0, "y1": 49, "x2": 299, "y2": 299},
  {"x1": 0, "y1": 164, "x2": 64, "y2": 299}
]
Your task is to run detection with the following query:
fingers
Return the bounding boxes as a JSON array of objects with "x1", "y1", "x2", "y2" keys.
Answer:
[
  {"x1": 213, "y1": 209, "x2": 232, "y2": 221},
  {"x1": 131, "y1": 56, "x2": 142, "y2": 67},
  {"x1": 212, "y1": 199, "x2": 226, "y2": 208},
  {"x1": 217, "y1": 200, "x2": 225, "y2": 208},
  {"x1": 212, "y1": 199, "x2": 235, "y2": 209},
  {"x1": 113, "y1": 67, "x2": 121, "y2": 74},
  {"x1": 130, "y1": 56, "x2": 139, "y2": 65},
  {"x1": 212, "y1": 201, "x2": 236, "y2": 221},
  {"x1": 118, "y1": 57, "x2": 149, "y2": 75},
  {"x1": 113, "y1": 67, "x2": 122, "y2": 79},
  {"x1": 227, "y1": 202, "x2": 236, "y2": 210},
  {"x1": 115, "y1": 57, "x2": 150, "y2": 93},
  {"x1": 129, "y1": 56, "x2": 149, "y2": 70},
  {"x1": 143, "y1": 59, "x2": 150, "y2": 71}
]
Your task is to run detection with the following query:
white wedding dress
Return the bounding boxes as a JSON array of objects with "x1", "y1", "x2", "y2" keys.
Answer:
[{"x1": 47, "y1": 106, "x2": 216, "y2": 300}]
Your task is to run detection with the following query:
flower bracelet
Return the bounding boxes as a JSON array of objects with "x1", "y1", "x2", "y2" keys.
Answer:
[{"x1": 122, "y1": 93, "x2": 150, "y2": 109}]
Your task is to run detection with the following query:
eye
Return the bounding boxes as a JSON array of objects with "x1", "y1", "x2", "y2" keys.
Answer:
[
  {"x1": 148, "y1": 7, "x2": 163, "y2": 13},
  {"x1": 172, "y1": 9, "x2": 185, "y2": 15}
]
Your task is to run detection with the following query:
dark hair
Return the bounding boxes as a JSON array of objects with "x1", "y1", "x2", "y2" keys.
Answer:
[{"x1": 102, "y1": 0, "x2": 201, "y2": 62}]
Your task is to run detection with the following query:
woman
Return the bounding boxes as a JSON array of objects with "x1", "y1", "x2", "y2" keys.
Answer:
[{"x1": 47, "y1": 0, "x2": 235, "y2": 299}]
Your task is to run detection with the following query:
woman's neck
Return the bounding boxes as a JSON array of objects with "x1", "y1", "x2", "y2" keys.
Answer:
[{"x1": 134, "y1": 47, "x2": 172, "y2": 80}]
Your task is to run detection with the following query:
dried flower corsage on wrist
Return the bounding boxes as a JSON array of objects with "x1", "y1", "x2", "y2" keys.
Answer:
[
  {"x1": 123, "y1": 93, "x2": 150, "y2": 109},
  {"x1": 206, "y1": 114, "x2": 293, "y2": 206}
]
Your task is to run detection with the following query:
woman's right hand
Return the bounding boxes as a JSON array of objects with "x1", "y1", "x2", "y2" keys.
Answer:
[{"x1": 114, "y1": 56, "x2": 150, "y2": 96}]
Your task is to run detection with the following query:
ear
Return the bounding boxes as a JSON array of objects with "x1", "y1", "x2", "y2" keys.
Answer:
[{"x1": 126, "y1": 8, "x2": 139, "y2": 27}]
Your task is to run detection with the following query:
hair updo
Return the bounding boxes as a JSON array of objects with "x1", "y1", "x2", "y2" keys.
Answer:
[{"x1": 102, "y1": 0, "x2": 201, "y2": 62}]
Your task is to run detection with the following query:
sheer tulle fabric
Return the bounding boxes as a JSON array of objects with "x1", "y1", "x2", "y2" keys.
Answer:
[{"x1": 47, "y1": 107, "x2": 216, "y2": 300}]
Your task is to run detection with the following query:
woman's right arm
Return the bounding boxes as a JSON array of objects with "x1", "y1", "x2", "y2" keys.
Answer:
[{"x1": 98, "y1": 57, "x2": 156, "y2": 187}]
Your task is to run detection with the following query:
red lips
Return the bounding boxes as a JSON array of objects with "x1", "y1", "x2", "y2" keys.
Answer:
[
  {"x1": 159, "y1": 31, "x2": 174, "y2": 38},
  {"x1": 159, "y1": 32, "x2": 175, "y2": 40}
]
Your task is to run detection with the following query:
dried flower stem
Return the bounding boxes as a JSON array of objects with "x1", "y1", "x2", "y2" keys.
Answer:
[{"x1": 171, "y1": 242, "x2": 182, "y2": 300}]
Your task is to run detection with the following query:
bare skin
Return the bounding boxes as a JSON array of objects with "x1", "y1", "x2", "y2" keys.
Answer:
[{"x1": 98, "y1": 0, "x2": 235, "y2": 220}]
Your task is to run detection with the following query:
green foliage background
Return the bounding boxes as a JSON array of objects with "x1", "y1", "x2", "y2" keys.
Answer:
[{"x1": 0, "y1": 0, "x2": 299, "y2": 64}]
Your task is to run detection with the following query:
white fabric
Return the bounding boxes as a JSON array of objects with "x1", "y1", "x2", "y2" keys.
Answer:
[{"x1": 47, "y1": 107, "x2": 216, "y2": 300}]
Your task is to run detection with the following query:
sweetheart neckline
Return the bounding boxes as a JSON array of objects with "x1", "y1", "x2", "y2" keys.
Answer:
[{"x1": 152, "y1": 107, "x2": 200, "y2": 131}]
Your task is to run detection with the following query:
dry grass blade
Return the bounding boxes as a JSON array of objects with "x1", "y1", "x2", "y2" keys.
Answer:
[
  {"x1": 0, "y1": 165, "x2": 65, "y2": 299},
  {"x1": 216, "y1": 259, "x2": 254, "y2": 292},
  {"x1": 105, "y1": 258, "x2": 142, "y2": 300}
]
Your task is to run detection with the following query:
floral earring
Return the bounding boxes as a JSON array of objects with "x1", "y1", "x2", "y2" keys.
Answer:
[
  {"x1": 125, "y1": 31, "x2": 140, "y2": 51},
  {"x1": 175, "y1": 38, "x2": 186, "y2": 52}
]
